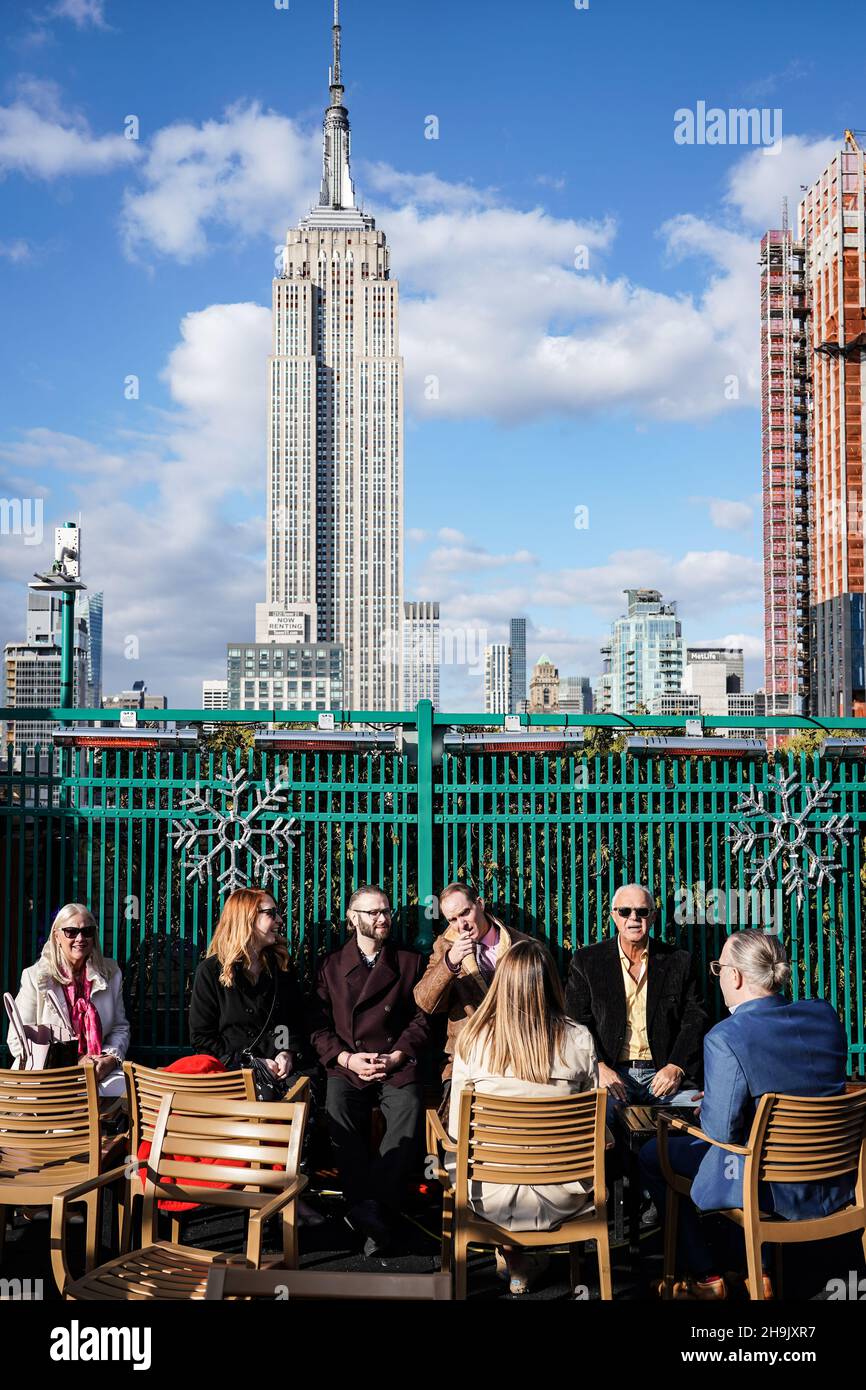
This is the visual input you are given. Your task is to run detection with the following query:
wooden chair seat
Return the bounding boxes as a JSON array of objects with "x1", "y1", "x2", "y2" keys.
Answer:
[
  {"x1": 428, "y1": 1086, "x2": 611, "y2": 1300},
  {"x1": 52, "y1": 1090, "x2": 310, "y2": 1300},
  {"x1": 0, "y1": 1063, "x2": 106, "y2": 1273},
  {"x1": 657, "y1": 1088, "x2": 866, "y2": 1300},
  {"x1": 64, "y1": 1241, "x2": 249, "y2": 1301}
]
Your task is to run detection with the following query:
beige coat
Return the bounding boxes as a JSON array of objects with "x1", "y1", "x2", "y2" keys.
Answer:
[
  {"x1": 7, "y1": 942, "x2": 130, "y2": 1066},
  {"x1": 447, "y1": 1020, "x2": 599, "y2": 1232},
  {"x1": 414, "y1": 917, "x2": 531, "y2": 1078}
]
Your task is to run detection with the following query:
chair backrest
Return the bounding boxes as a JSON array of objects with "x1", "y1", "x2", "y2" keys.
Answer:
[
  {"x1": 205, "y1": 1267, "x2": 452, "y2": 1300},
  {"x1": 455, "y1": 1085, "x2": 606, "y2": 1203},
  {"x1": 0, "y1": 1063, "x2": 100, "y2": 1174},
  {"x1": 123, "y1": 1061, "x2": 256, "y2": 1154},
  {"x1": 141, "y1": 1090, "x2": 308, "y2": 1243},
  {"x1": 749, "y1": 1089, "x2": 866, "y2": 1188}
]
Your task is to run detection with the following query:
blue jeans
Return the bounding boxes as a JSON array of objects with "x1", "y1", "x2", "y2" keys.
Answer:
[{"x1": 606, "y1": 1063, "x2": 700, "y2": 1128}]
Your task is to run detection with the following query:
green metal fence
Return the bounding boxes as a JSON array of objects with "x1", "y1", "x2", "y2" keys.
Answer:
[{"x1": 2, "y1": 705, "x2": 865, "y2": 1071}]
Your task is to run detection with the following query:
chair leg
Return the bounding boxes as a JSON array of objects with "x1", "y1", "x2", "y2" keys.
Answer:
[
  {"x1": 773, "y1": 1243, "x2": 783, "y2": 1301},
  {"x1": 439, "y1": 1190, "x2": 454, "y2": 1277},
  {"x1": 0, "y1": 1206, "x2": 6, "y2": 1264},
  {"x1": 281, "y1": 1204, "x2": 298, "y2": 1269},
  {"x1": 662, "y1": 1188, "x2": 678, "y2": 1299},
  {"x1": 569, "y1": 1242, "x2": 582, "y2": 1295},
  {"x1": 83, "y1": 1191, "x2": 99, "y2": 1272},
  {"x1": 170, "y1": 1216, "x2": 182, "y2": 1244},
  {"x1": 861, "y1": 1222, "x2": 866, "y2": 1268},
  {"x1": 744, "y1": 1221, "x2": 765, "y2": 1300},
  {"x1": 453, "y1": 1228, "x2": 469, "y2": 1301},
  {"x1": 595, "y1": 1225, "x2": 613, "y2": 1301}
]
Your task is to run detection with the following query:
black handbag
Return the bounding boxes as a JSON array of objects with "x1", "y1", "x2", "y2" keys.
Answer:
[{"x1": 238, "y1": 973, "x2": 290, "y2": 1102}]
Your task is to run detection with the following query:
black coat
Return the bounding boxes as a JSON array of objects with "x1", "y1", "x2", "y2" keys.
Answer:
[
  {"x1": 310, "y1": 937, "x2": 431, "y2": 1089},
  {"x1": 565, "y1": 934, "x2": 707, "y2": 1080},
  {"x1": 189, "y1": 953, "x2": 306, "y2": 1069}
]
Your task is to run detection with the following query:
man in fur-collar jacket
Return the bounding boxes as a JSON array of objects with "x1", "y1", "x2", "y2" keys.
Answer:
[{"x1": 414, "y1": 882, "x2": 531, "y2": 1087}]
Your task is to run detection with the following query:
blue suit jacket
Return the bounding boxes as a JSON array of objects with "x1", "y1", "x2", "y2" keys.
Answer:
[{"x1": 690, "y1": 994, "x2": 853, "y2": 1218}]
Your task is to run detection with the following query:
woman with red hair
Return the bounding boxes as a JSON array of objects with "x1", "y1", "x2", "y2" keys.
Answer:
[{"x1": 189, "y1": 888, "x2": 304, "y2": 1084}]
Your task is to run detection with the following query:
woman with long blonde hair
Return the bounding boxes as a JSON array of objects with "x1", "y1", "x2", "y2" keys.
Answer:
[
  {"x1": 449, "y1": 938, "x2": 600, "y2": 1294},
  {"x1": 189, "y1": 888, "x2": 304, "y2": 1084},
  {"x1": 6, "y1": 902, "x2": 130, "y2": 1097}
]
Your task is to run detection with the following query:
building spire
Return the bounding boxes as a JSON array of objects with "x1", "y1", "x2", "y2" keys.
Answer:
[
  {"x1": 331, "y1": 0, "x2": 342, "y2": 93},
  {"x1": 301, "y1": 0, "x2": 373, "y2": 229},
  {"x1": 318, "y1": 0, "x2": 356, "y2": 211}
]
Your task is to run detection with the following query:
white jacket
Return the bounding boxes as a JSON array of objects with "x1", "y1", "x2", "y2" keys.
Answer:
[{"x1": 7, "y1": 942, "x2": 130, "y2": 1065}]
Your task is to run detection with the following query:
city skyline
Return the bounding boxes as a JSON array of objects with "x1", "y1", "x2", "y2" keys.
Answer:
[{"x1": 1, "y1": 0, "x2": 864, "y2": 709}]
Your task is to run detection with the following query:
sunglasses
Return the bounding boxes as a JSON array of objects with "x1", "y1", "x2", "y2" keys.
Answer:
[
  {"x1": 59, "y1": 926, "x2": 96, "y2": 940},
  {"x1": 709, "y1": 960, "x2": 737, "y2": 977},
  {"x1": 613, "y1": 907, "x2": 651, "y2": 920},
  {"x1": 258, "y1": 907, "x2": 280, "y2": 920}
]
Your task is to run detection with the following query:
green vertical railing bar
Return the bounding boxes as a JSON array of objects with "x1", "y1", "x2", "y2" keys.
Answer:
[{"x1": 415, "y1": 699, "x2": 434, "y2": 948}]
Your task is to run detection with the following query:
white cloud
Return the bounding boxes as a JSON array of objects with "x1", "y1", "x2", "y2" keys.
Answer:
[
  {"x1": 725, "y1": 133, "x2": 839, "y2": 230},
  {"x1": 0, "y1": 79, "x2": 137, "y2": 178},
  {"x1": 427, "y1": 540, "x2": 538, "y2": 574},
  {"x1": 121, "y1": 103, "x2": 320, "y2": 262},
  {"x1": 691, "y1": 632, "x2": 764, "y2": 661},
  {"x1": 49, "y1": 0, "x2": 108, "y2": 26},
  {"x1": 705, "y1": 497, "x2": 753, "y2": 531},
  {"x1": 0, "y1": 302, "x2": 274, "y2": 705},
  {"x1": 0, "y1": 238, "x2": 31, "y2": 261}
]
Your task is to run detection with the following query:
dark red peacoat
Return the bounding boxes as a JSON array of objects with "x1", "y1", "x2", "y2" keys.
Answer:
[{"x1": 310, "y1": 936, "x2": 431, "y2": 1089}]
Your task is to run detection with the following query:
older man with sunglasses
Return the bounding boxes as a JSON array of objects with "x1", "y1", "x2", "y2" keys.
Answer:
[{"x1": 565, "y1": 884, "x2": 707, "y2": 1117}]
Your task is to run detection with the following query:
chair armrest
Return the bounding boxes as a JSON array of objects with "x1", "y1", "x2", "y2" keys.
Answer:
[
  {"x1": 247, "y1": 1175, "x2": 309, "y2": 1227},
  {"x1": 664, "y1": 1113, "x2": 749, "y2": 1155},
  {"x1": 426, "y1": 1108, "x2": 456, "y2": 1154},
  {"x1": 50, "y1": 1163, "x2": 130, "y2": 1295}
]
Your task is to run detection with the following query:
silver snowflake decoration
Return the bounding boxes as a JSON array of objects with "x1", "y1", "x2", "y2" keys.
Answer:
[
  {"x1": 726, "y1": 771, "x2": 853, "y2": 906},
  {"x1": 172, "y1": 767, "x2": 301, "y2": 893}
]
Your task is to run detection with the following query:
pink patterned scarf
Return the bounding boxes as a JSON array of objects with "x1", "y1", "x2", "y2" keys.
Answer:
[{"x1": 63, "y1": 970, "x2": 103, "y2": 1058}]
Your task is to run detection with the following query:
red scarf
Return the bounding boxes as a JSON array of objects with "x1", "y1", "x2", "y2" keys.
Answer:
[{"x1": 63, "y1": 970, "x2": 103, "y2": 1058}]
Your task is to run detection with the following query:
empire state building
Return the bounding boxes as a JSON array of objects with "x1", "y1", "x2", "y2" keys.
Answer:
[{"x1": 259, "y1": 0, "x2": 404, "y2": 710}]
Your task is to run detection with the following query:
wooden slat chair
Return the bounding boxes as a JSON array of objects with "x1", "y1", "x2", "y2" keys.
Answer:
[
  {"x1": 120, "y1": 1061, "x2": 262, "y2": 1250},
  {"x1": 0, "y1": 1062, "x2": 107, "y2": 1273},
  {"x1": 205, "y1": 1266, "x2": 453, "y2": 1300},
  {"x1": 427, "y1": 1085, "x2": 611, "y2": 1300},
  {"x1": 51, "y1": 1089, "x2": 309, "y2": 1300},
  {"x1": 657, "y1": 1088, "x2": 866, "y2": 1300}
]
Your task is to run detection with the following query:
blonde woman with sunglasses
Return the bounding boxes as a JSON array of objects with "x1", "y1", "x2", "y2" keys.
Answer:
[{"x1": 6, "y1": 902, "x2": 129, "y2": 1097}]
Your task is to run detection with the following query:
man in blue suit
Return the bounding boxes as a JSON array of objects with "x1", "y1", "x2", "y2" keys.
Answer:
[{"x1": 641, "y1": 928, "x2": 852, "y2": 1299}]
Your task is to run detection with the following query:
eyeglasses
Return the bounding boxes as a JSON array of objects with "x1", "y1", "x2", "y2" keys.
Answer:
[
  {"x1": 613, "y1": 907, "x2": 651, "y2": 920},
  {"x1": 353, "y1": 908, "x2": 392, "y2": 920},
  {"x1": 709, "y1": 960, "x2": 736, "y2": 977},
  {"x1": 258, "y1": 907, "x2": 280, "y2": 920},
  {"x1": 59, "y1": 926, "x2": 96, "y2": 940}
]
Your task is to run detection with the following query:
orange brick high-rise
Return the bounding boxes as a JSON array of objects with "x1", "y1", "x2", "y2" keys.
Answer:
[{"x1": 804, "y1": 134, "x2": 866, "y2": 716}]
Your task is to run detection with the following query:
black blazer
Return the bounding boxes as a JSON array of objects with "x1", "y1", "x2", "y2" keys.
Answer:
[
  {"x1": 189, "y1": 953, "x2": 306, "y2": 1068},
  {"x1": 565, "y1": 934, "x2": 707, "y2": 1080}
]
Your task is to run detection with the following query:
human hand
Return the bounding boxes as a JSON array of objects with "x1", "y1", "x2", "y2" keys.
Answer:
[
  {"x1": 446, "y1": 932, "x2": 475, "y2": 968},
  {"x1": 347, "y1": 1052, "x2": 387, "y2": 1082},
  {"x1": 92, "y1": 1054, "x2": 118, "y2": 1083},
  {"x1": 375, "y1": 1050, "x2": 406, "y2": 1076},
  {"x1": 598, "y1": 1062, "x2": 627, "y2": 1102},
  {"x1": 648, "y1": 1064, "x2": 684, "y2": 1099},
  {"x1": 272, "y1": 1051, "x2": 292, "y2": 1079}
]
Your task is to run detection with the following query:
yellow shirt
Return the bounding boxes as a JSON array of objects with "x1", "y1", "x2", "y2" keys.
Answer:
[{"x1": 618, "y1": 940, "x2": 651, "y2": 1062}]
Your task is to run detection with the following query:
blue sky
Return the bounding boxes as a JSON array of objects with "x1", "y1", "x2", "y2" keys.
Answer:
[{"x1": 0, "y1": 0, "x2": 860, "y2": 708}]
